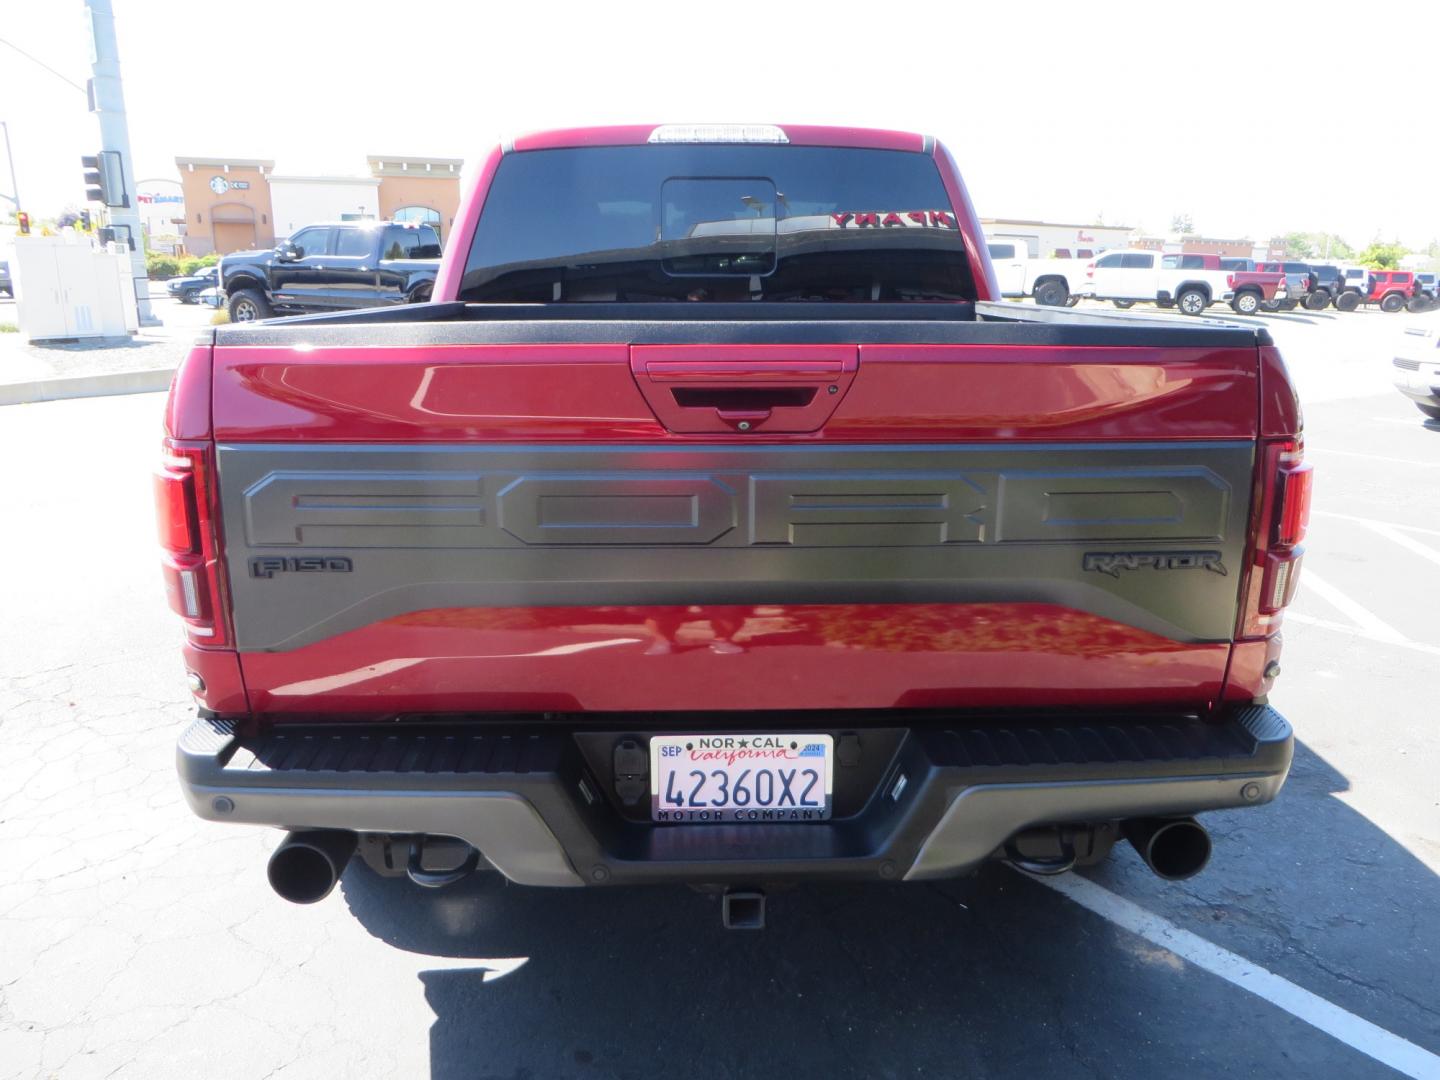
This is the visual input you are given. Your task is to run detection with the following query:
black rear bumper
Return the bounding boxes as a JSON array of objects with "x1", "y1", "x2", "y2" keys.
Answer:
[{"x1": 177, "y1": 705, "x2": 1293, "y2": 886}]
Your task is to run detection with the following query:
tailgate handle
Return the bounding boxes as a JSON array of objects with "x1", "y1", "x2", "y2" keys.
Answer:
[
  {"x1": 630, "y1": 348, "x2": 859, "y2": 434},
  {"x1": 671, "y1": 386, "x2": 817, "y2": 412}
]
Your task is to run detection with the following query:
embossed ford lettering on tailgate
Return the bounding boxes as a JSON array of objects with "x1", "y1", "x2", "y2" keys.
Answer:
[
  {"x1": 241, "y1": 464, "x2": 1228, "y2": 548},
  {"x1": 217, "y1": 442, "x2": 1252, "y2": 650}
]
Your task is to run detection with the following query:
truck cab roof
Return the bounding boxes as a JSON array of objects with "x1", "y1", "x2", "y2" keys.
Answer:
[{"x1": 506, "y1": 123, "x2": 933, "y2": 153}]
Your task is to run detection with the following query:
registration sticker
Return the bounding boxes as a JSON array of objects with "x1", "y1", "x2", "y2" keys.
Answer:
[{"x1": 649, "y1": 733, "x2": 833, "y2": 822}]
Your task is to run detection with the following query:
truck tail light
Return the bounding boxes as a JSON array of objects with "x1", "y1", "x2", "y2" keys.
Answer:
[
  {"x1": 1272, "y1": 451, "x2": 1313, "y2": 548},
  {"x1": 155, "y1": 460, "x2": 198, "y2": 555},
  {"x1": 1239, "y1": 439, "x2": 1313, "y2": 638},
  {"x1": 156, "y1": 440, "x2": 230, "y2": 646},
  {"x1": 1227, "y1": 274, "x2": 1235, "y2": 288},
  {"x1": 1261, "y1": 551, "x2": 1301, "y2": 611}
]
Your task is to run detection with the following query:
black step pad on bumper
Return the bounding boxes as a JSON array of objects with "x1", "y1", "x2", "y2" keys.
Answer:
[{"x1": 177, "y1": 706, "x2": 1293, "y2": 887}]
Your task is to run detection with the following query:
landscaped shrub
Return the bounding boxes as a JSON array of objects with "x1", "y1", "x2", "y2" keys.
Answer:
[{"x1": 145, "y1": 253, "x2": 180, "y2": 279}]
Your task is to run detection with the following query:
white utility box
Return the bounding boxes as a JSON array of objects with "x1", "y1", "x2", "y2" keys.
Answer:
[{"x1": 11, "y1": 234, "x2": 139, "y2": 343}]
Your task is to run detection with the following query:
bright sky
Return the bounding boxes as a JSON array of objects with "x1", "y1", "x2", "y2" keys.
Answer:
[{"x1": 2, "y1": 0, "x2": 1436, "y2": 248}]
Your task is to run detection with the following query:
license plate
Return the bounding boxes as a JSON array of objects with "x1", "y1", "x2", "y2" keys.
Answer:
[{"x1": 649, "y1": 733, "x2": 833, "y2": 823}]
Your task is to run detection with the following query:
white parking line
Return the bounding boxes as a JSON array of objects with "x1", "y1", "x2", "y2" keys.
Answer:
[
  {"x1": 1300, "y1": 571, "x2": 1409, "y2": 644},
  {"x1": 1032, "y1": 873, "x2": 1440, "y2": 1079},
  {"x1": 1313, "y1": 510, "x2": 1440, "y2": 540},
  {"x1": 1306, "y1": 447, "x2": 1439, "y2": 469},
  {"x1": 1359, "y1": 522, "x2": 1440, "y2": 570},
  {"x1": 1312, "y1": 511, "x2": 1440, "y2": 567},
  {"x1": 1285, "y1": 613, "x2": 1440, "y2": 658}
]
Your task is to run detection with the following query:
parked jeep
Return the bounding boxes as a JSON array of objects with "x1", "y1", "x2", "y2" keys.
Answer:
[
  {"x1": 1412, "y1": 273, "x2": 1439, "y2": 311},
  {"x1": 1336, "y1": 270, "x2": 1416, "y2": 313},
  {"x1": 1335, "y1": 265, "x2": 1368, "y2": 300},
  {"x1": 1302, "y1": 265, "x2": 1346, "y2": 310}
]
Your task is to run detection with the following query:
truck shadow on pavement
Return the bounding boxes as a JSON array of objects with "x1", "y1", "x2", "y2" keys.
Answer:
[
  {"x1": 22, "y1": 335, "x2": 172, "y2": 352},
  {"x1": 340, "y1": 740, "x2": 1439, "y2": 1080}
]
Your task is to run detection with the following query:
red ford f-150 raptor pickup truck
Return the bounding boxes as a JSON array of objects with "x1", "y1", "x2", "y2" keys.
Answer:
[{"x1": 163, "y1": 124, "x2": 1309, "y2": 926}]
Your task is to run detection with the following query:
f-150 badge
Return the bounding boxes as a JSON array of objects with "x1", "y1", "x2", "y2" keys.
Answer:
[{"x1": 249, "y1": 556, "x2": 354, "y2": 579}]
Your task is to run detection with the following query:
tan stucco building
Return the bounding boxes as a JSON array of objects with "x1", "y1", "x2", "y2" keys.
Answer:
[
  {"x1": 1132, "y1": 235, "x2": 1258, "y2": 258},
  {"x1": 370, "y1": 156, "x2": 463, "y2": 237},
  {"x1": 176, "y1": 157, "x2": 276, "y2": 255},
  {"x1": 173, "y1": 154, "x2": 463, "y2": 256}
]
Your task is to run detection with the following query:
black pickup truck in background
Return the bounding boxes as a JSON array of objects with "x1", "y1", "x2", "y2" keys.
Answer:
[{"x1": 220, "y1": 220, "x2": 442, "y2": 322}]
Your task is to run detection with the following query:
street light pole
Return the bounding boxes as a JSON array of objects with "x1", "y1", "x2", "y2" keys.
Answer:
[
  {"x1": 82, "y1": 0, "x2": 157, "y2": 325},
  {"x1": 0, "y1": 120, "x2": 19, "y2": 211}
]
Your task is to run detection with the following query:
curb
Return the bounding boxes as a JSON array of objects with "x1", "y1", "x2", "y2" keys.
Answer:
[{"x1": 0, "y1": 367, "x2": 176, "y2": 407}]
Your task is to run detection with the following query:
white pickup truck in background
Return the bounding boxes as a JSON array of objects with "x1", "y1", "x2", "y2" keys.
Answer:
[
  {"x1": 1077, "y1": 250, "x2": 1237, "y2": 314},
  {"x1": 1393, "y1": 324, "x2": 1440, "y2": 420},
  {"x1": 986, "y1": 237, "x2": 1094, "y2": 306}
]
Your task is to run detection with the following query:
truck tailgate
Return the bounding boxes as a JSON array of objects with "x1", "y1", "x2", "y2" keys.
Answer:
[{"x1": 209, "y1": 316, "x2": 1261, "y2": 715}]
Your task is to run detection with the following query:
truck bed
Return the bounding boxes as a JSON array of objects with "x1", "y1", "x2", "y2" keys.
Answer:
[
  {"x1": 215, "y1": 297, "x2": 1275, "y2": 344},
  {"x1": 194, "y1": 300, "x2": 1279, "y2": 717}
]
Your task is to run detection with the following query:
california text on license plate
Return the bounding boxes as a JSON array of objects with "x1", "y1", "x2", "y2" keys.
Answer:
[{"x1": 649, "y1": 733, "x2": 834, "y2": 822}]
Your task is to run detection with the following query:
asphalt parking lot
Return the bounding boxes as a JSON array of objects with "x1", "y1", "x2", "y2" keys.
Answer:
[{"x1": 1, "y1": 304, "x2": 1438, "y2": 1079}]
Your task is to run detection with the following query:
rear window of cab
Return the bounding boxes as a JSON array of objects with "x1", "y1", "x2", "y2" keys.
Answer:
[{"x1": 458, "y1": 145, "x2": 976, "y2": 303}]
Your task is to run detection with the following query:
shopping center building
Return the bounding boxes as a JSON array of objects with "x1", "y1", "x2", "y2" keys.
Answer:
[{"x1": 172, "y1": 154, "x2": 463, "y2": 255}]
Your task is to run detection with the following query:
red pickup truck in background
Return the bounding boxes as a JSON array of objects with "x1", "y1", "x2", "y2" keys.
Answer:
[
  {"x1": 1226, "y1": 266, "x2": 1288, "y2": 314},
  {"x1": 162, "y1": 124, "x2": 1308, "y2": 927},
  {"x1": 1219, "y1": 259, "x2": 1297, "y2": 314}
]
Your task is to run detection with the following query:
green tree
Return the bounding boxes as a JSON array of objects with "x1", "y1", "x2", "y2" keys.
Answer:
[
  {"x1": 1170, "y1": 213, "x2": 1194, "y2": 235},
  {"x1": 1282, "y1": 231, "x2": 1315, "y2": 258},
  {"x1": 1357, "y1": 242, "x2": 1407, "y2": 269},
  {"x1": 1324, "y1": 233, "x2": 1354, "y2": 260},
  {"x1": 1280, "y1": 231, "x2": 1353, "y2": 261}
]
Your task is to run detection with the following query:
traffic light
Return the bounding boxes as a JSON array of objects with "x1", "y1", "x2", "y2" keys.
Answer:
[
  {"x1": 80, "y1": 151, "x2": 127, "y2": 208},
  {"x1": 79, "y1": 209, "x2": 92, "y2": 231},
  {"x1": 16, "y1": 211, "x2": 29, "y2": 235},
  {"x1": 81, "y1": 155, "x2": 104, "y2": 202}
]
